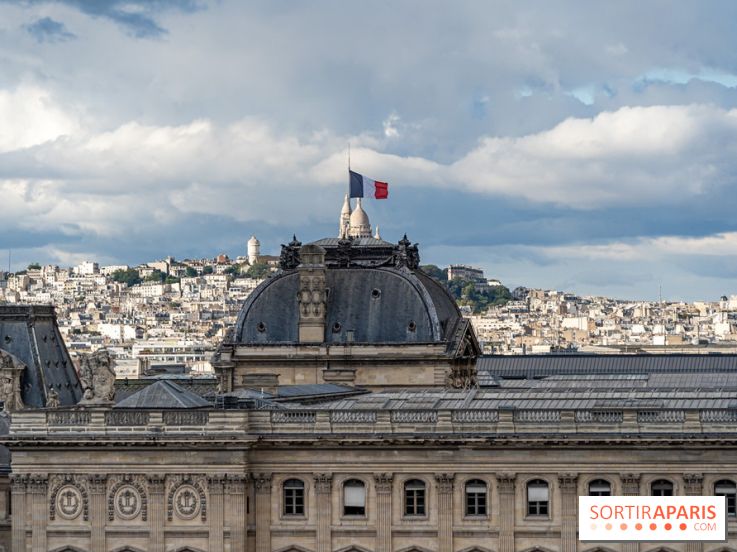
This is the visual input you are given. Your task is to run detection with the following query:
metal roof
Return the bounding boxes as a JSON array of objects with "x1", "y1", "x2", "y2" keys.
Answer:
[
  {"x1": 478, "y1": 354, "x2": 737, "y2": 378},
  {"x1": 114, "y1": 380, "x2": 211, "y2": 409}
]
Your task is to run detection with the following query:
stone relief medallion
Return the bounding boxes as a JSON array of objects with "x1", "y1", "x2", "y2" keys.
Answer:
[
  {"x1": 115, "y1": 486, "x2": 141, "y2": 520},
  {"x1": 173, "y1": 485, "x2": 200, "y2": 520},
  {"x1": 56, "y1": 485, "x2": 83, "y2": 520}
]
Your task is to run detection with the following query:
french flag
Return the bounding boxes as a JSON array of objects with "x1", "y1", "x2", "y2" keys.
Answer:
[{"x1": 349, "y1": 170, "x2": 389, "y2": 199}]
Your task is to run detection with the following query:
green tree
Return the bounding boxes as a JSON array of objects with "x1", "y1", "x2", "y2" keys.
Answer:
[
  {"x1": 202, "y1": 266, "x2": 214, "y2": 275},
  {"x1": 246, "y1": 262, "x2": 270, "y2": 279},
  {"x1": 144, "y1": 269, "x2": 166, "y2": 283},
  {"x1": 27, "y1": 262, "x2": 41, "y2": 270},
  {"x1": 184, "y1": 266, "x2": 198, "y2": 278},
  {"x1": 420, "y1": 264, "x2": 447, "y2": 281},
  {"x1": 110, "y1": 268, "x2": 142, "y2": 287},
  {"x1": 165, "y1": 275, "x2": 180, "y2": 284}
]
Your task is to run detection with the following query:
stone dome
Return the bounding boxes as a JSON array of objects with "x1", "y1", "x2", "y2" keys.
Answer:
[
  {"x1": 348, "y1": 199, "x2": 371, "y2": 238},
  {"x1": 248, "y1": 235, "x2": 260, "y2": 245},
  {"x1": 234, "y1": 265, "x2": 463, "y2": 345}
]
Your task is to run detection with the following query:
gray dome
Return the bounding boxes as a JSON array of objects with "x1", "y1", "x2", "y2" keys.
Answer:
[{"x1": 235, "y1": 266, "x2": 462, "y2": 345}]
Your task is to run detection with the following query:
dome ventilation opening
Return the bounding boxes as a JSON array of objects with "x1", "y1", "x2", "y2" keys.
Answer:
[
  {"x1": 371, "y1": 288, "x2": 381, "y2": 299},
  {"x1": 256, "y1": 322, "x2": 266, "y2": 333},
  {"x1": 408, "y1": 321, "x2": 417, "y2": 332},
  {"x1": 332, "y1": 322, "x2": 342, "y2": 333}
]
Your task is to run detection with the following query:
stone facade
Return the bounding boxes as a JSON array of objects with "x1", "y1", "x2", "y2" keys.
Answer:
[{"x1": 6, "y1": 404, "x2": 737, "y2": 552}]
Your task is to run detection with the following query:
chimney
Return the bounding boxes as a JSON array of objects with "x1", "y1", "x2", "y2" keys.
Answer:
[{"x1": 297, "y1": 244, "x2": 327, "y2": 343}]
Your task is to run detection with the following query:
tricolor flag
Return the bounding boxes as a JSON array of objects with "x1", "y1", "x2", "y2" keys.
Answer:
[{"x1": 349, "y1": 170, "x2": 389, "y2": 199}]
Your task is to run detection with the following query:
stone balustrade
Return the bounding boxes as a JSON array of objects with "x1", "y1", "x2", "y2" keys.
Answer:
[{"x1": 7, "y1": 406, "x2": 737, "y2": 440}]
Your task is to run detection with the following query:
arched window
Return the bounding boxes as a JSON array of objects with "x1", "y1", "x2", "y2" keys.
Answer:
[
  {"x1": 283, "y1": 479, "x2": 305, "y2": 516},
  {"x1": 465, "y1": 479, "x2": 487, "y2": 516},
  {"x1": 527, "y1": 479, "x2": 549, "y2": 516},
  {"x1": 715, "y1": 480, "x2": 737, "y2": 517},
  {"x1": 343, "y1": 479, "x2": 366, "y2": 516},
  {"x1": 651, "y1": 479, "x2": 673, "y2": 496},
  {"x1": 404, "y1": 479, "x2": 426, "y2": 516},
  {"x1": 589, "y1": 479, "x2": 611, "y2": 496}
]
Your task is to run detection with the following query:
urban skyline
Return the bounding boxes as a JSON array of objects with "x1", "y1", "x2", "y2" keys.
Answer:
[{"x1": 4, "y1": 2, "x2": 737, "y2": 300}]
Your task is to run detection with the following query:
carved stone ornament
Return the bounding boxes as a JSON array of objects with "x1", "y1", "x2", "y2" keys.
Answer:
[
  {"x1": 46, "y1": 386, "x2": 60, "y2": 408},
  {"x1": 314, "y1": 473, "x2": 333, "y2": 494},
  {"x1": 49, "y1": 475, "x2": 88, "y2": 521},
  {"x1": 0, "y1": 350, "x2": 25, "y2": 411},
  {"x1": 78, "y1": 348, "x2": 116, "y2": 404},
  {"x1": 108, "y1": 475, "x2": 148, "y2": 521},
  {"x1": 253, "y1": 473, "x2": 272, "y2": 494},
  {"x1": 496, "y1": 473, "x2": 516, "y2": 494},
  {"x1": 620, "y1": 473, "x2": 641, "y2": 495},
  {"x1": 374, "y1": 473, "x2": 393, "y2": 493},
  {"x1": 435, "y1": 473, "x2": 455, "y2": 493},
  {"x1": 167, "y1": 476, "x2": 207, "y2": 522},
  {"x1": 558, "y1": 473, "x2": 578, "y2": 491}
]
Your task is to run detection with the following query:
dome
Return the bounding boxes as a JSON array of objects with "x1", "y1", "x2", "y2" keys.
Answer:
[
  {"x1": 340, "y1": 194, "x2": 351, "y2": 215},
  {"x1": 248, "y1": 235, "x2": 260, "y2": 245},
  {"x1": 234, "y1": 266, "x2": 462, "y2": 345},
  {"x1": 349, "y1": 200, "x2": 369, "y2": 227}
]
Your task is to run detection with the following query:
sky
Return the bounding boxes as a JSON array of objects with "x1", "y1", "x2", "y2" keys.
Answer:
[{"x1": 2, "y1": 1, "x2": 737, "y2": 300}]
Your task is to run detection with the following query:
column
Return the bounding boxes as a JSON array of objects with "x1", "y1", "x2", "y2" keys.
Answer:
[
  {"x1": 314, "y1": 474, "x2": 333, "y2": 552},
  {"x1": 621, "y1": 473, "x2": 640, "y2": 552},
  {"x1": 435, "y1": 473, "x2": 454, "y2": 552},
  {"x1": 227, "y1": 475, "x2": 248, "y2": 552},
  {"x1": 496, "y1": 473, "x2": 516, "y2": 552},
  {"x1": 29, "y1": 475, "x2": 48, "y2": 552},
  {"x1": 89, "y1": 474, "x2": 108, "y2": 552},
  {"x1": 253, "y1": 473, "x2": 272, "y2": 552},
  {"x1": 684, "y1": 474, "x2": 704, "y2": 552},
  {"x1": 208, "y1": 475, "x2": 226, "y2": 551},
  {"x1": 374, "y1": 473, "x2": 393, "y2": 552},
  {"x1": 558, "y1": 474, "x2": 578, "y2": 552},
  {"x1": 11, "y1": 474, "x2": 27, "y2": 552},
  {"x1": 148, "y1": 475, "x2": 166, "y2": 552}
]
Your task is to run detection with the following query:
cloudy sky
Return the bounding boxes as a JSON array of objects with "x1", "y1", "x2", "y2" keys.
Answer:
[{"x1": 2, "y1": 1, "x2": 737, "y2": 300}]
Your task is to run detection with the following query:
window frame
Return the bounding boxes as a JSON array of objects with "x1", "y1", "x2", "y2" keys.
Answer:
[
  {"x1": 650, "y1": 479, "x2": 674, "y2": 497},
  {"x1": 342, "y1": 478, "x2": 367, "y2": 518},
  {"x1": 403, "y1": 478, "x2": 427, "y2": 517},
  {"x1": 715, "y1": 479, "x2": 737, "y2": 518},
  {"x1": 588, "y1": 478, "x2": 612, "y2": 496},
  {"x1": 526, "y1": 478, "x2": 550, "y2": 518},
  {"x1": 464, "y1": 479, "x2": 488, "y2": 517},
  {"x1": 282, "y1": 478, "x2": 306, "y2": 517}
]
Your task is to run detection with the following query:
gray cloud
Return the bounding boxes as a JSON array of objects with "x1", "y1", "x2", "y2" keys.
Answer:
[{"x1": 24, "y1": 16, "x2": 75, "y2": 43}]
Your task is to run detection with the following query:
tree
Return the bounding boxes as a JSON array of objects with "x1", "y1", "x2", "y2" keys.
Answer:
[
  {"x1": 246, "y1": 262, "x2": 270, "y2": 279},
  {"x1": 144, "y1": 270, "x2": 166, "y2": 283},
  {"x1": 184, "y1": 266, "x2": 198, "y2": 278},
  {"x1": 27, "y1": 262, "x2": 41, "y2": 270},
  {"x1": 111, "y1": 268, "x2": 142, "y2": 287},
  {"x1": 420, "y1": 264, "x2": 447, "y2": 281},
  {"x1": 202, "y1": 266, "x2": 214, "y2": 275},
  {"x1": 165, "y1": 275, "x2": 180, "y2": 284}
]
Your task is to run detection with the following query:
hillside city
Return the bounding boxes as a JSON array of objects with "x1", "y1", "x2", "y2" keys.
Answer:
[{"x1": 3, "y1": 236, "x2": 737, "y2": 379}]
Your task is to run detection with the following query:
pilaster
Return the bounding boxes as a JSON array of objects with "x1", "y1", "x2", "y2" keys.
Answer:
[
  {"x1": 621, "y1": 473, "x2": 641, "y2": 552},
  {"x1": 227, "y1": 475, "x2": 248, "y2": 552},
  {"x1": 11, "y1": 474, "x2": 27, "y2": 552},
  {"x1": 435, "y1": 473, "x2": 454, "y2": 552},
  {"x1": 374, "y1": 473, "x2": 393, "y2": 552},
  {"x1": 253, "y1": 473, "x2": 272, "y2": 552},
  {"x1": 148, "y1": 475, "x2": 166, "y2": 552},
  {"x1": 89, "y1": 474, "x2": 107, "y2": 552},
  {"x1": 208, "y1": 475, "x2": 226, "y2": 552},
  {"x1": 29, "y1": 474, "x2": 48, "y2": 552},
  {"x1": 314, "y1": 473, "x2": 333, "y2": 552},
  {"x1": 496, "y1": 473, "x2": 516, "y2": 552},
  {"x1": 684, "y1": 474, "x2": 704, "y2": 552},
  {"x1": 558, "y1": 473, "x2": 578, "y2": 552}
]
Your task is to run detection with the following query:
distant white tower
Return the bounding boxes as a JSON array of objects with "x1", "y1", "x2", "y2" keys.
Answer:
[
  {"x1": 247, "y1": 235, "x2": 261, "y2": 265},
  {"x1": 348, "y1": 198, "x2": 372, "y2": 238},
  {"x1": 339, "y1": 194, "x2": 352, "y2": 238}
]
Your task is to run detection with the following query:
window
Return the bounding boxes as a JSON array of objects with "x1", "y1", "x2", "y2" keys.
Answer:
[
  {"x1": 465, "y1": 479, "x2": 487, "y2": 516},
  {"x1": 527, "y1": 479, "x2": 549, "y2": 516},
  {"x1": 589, "y1": 479, "x2": 611, "y2": 496},
  {"x1": 343, "y1": 479, "x2": 366, "y2": 516},
  {"x1": 404, "y1": 479, "x2": 426, "y2": 516},
  {"x1": 283, "y1": 479, "x2": 305, "y2": 516},
  {"x1": 651, "y1": 479, "x2": 673, "y2": 496},
  {"x1": 715, "y1": 480, "x2": 737, "y2": 517}
]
